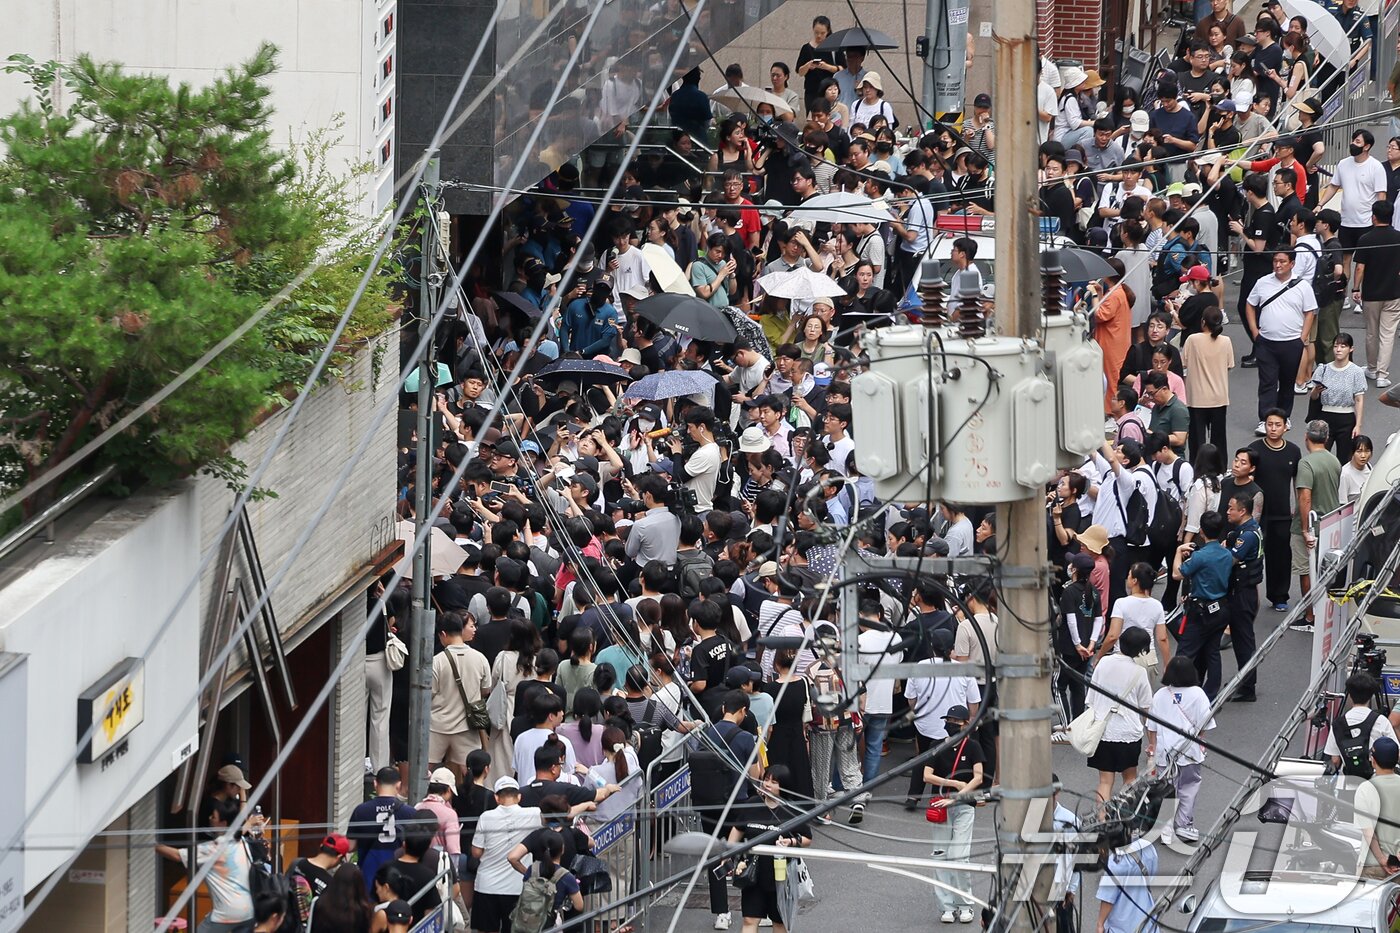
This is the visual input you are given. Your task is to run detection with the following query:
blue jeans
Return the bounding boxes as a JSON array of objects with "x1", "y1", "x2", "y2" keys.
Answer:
[{"x1": 861, "y1": 714, "x2": 891, "y2": 786}]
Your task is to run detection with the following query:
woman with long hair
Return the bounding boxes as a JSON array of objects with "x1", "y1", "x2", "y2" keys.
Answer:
[
  {"x1": 1181, "y1": 305, "x2": 1234, "y2": 457},
  {"x1": 645, "y1": 216, "x2": 678, "y2": 259},
  {"x1": 487, "y1": 618, "x2": 540, "y2": 780},
  {"x1": 556, "y1": 627, "x2": 597, "y2": 709},
  {"x1": 1309, "y1": 332, "x2": 1367, "y2": 464},
  {"x1": 1146, "y1": 655, "x2": 1215, "y2": 844},
  {"x1": 1055, "y1": 553, "x2": 1104, "y2": 725},
  {"x1": 557, "y1": 687, "x2": 606, "y2": 767},
  {"x1": 1181, "y1": 445, "x2": 1225, "y2": 549},
  {"x1": 371, "y1": 864, "x2": 409, "y2": 931},
  {"x1": 591, "y1": 724, "x2": 640, "y2": 785},
  {"x1": 837, "y1": 259, "x2": 896, "y2": 343},
  {"x1": 707, "y1": 116, "x2": 756, "y2": 180},
  {"x1": 658, "y1": 593, "x2": 690, "y2": 657},
  {"x1": 726, "y1": 765, "x2": 813, "y2": 933},
  {"x1": 308, "y1": 863, "x2": 374, "y2": 933},
  {"x1": 761, "y1": 650, "x2": 815, "y2": 800}
]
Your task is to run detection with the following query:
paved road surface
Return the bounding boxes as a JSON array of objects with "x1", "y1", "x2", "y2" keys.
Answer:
[{"x1": 660, "y1": 301, "x2": 1400, "y2": 932}]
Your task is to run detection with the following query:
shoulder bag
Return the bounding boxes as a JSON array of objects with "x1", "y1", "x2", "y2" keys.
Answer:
[
  {"x1": 1067, "y1": 703, "x2": 1118, "y2": 756},
  {"x1": 444, "y1": 648, "x2": 491, "y2": 732},
  {"x1": 384, "y1": 630, "x2": 408, "y2": 671},
  {"x1": 926, "y1": 735, "x2": 971, "y2": 824}
]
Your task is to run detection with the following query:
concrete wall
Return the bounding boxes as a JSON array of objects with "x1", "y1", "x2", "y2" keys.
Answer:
[
  {"x1": 1, "y1": 0, "x2": 395, "y2": 212},
  {"x1": 0, "y1": 491, "x2": 203, "y2": 896},
  {"x1": 196, "y1": 331, "x2": 399, "y2": 664}
]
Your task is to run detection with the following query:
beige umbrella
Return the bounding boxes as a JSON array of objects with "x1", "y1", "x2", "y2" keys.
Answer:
[
  {"x1": 394, "y1": 519, "x2": 468, "y2": 579},
  {"x1": 709, "y1": 84, "x2": 795, "y2": 117},
  {"x1": 640, "y1": 243, "x2": 695, "y2": 295}
]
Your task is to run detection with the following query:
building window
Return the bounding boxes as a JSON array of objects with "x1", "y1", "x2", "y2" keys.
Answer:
[
  {"x1": 382, "y1": 55, "x2": 393, "y2": 81},
  {"x1": 382, "y1": 11, "x2": 394, "y2": 39},
  {"x1": 381, "y1": 96, "x2": 392, "y2": 125},
  {"x1": 381, "y1": 138, "x2": 392, "y2": 165}
]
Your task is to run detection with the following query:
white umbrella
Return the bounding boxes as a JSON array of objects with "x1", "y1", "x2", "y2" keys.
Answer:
[
  {"x1": 394, "y1": 519, "x2": 468, "y2": 579},
  {"x1": 794, "y1": 191, "x2": 893, "y2": 225},
  {"x1": 640, "y1": 243, "x2": 695, "y2": 295},
  {"x1": 1279, "y1": 0, "x2": 1351, "y2": 68},
  {"x1": 709, "y1": 84, "x2": 795, "y2": 117},
  {"x1": 756, "y1": 266, "x2": 849, "y2": 300}
]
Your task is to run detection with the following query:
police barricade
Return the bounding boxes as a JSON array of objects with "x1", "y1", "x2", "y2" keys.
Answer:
[
  {"x1": 636, "y1": 735, "x2": 703, "y2": 927},
  {"x1": 405, "y1": 854, "x2": 463, "y2": 933},
  {"x1": 580, "y1": 768, "x2": 646, "y2": 931}
]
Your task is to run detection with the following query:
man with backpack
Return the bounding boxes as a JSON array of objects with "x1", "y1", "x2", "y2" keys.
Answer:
[
  {"x1": 1326, "y1": 674, "x2": 1398, "y2": 777},
  {"x1": 687, "y1": 691, "x2": 764, "y2": 931},
  {"x1": 285, "y1": 834, "x2": 349, "y2": 926}
]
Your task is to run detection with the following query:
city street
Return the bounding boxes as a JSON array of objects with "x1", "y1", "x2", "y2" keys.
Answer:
[{"x1": 666, "y1": 303, "x2": 1400, "y2": 931}]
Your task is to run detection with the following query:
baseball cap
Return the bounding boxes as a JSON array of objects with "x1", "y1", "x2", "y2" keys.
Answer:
[
  {"x1": 429, "y1": 766, "x2": 456, "y2": 787},
  {"x1": 494, "y1": 776, "x2": 521, "y2": 794},
  {"x1": 1130, "y1": 110, "x2": 1150, "y2": 133},
  {"x1": 571, "y1": 473, "x2": 599, "y2": 495},
  {"x1": 636, "y1": 403, "x2": 662, "y2": 422},
  {"x1": 1180, "y1": 182, "x2": 1202, "y2": 197},
  {"x1": 321, "y1": 833, "x2": 351, "y2": 856},
  {"x1": 755, "y1": 560, "x2": 780, "y2": 579},
  {"x1": 1213, "y1": 98, "x2": 1238, "y2": 112},
  {"x1": 1069, "y1": 552, "x2": 1097, "y2": 575},
  {"x1": 384, "y1": 901, "x2": 413, "y2": 925},
  {"x1": 653, "y1": 457, "x2": 676, "y2": 475},
  {"x1": 1165, "y1": 181, "x2": 1185, "y2": 197},
  {"x1": 493, "y1": 440, "x2": 521, "y2": 460},
  {"x1": 724, "y1": 667, "x2": 754, "y2": 688},
  {"x1": 759, "y1": 199, "x2": 786, "y2": 222},
  {"x1": 943, "y1": 704, "x2": 972, "y2": 722},
  {"x1": 479, "y1": 426, "x2": 503, "y2": 447},
  {"x1": 1374, "y1": 736, "x2": 1400, "y2": 768},
  {"x1": 1273, "y1": 135, "x2": 1296, "y2": 151},
  {"x1": 217, "y1": 765, "x2": 251, "y2": 790},
  {"x1": 520, "y1": 439, "x2": 543, "y2": 457},
  {"x1": 974, "y1": 92, "x2": 992, "y2": 108},
  {"x1": 929, "y1": 628, "x2": 955, "y2": 655},
  {"x1": 813, "y1": 362, "x2": 833, "y2": 386},
  {"x1": 1180, "y1": 265, "x2": 1210, "y2": 283}
]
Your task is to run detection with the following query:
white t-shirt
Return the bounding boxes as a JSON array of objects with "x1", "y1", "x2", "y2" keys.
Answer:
[
  {"x1": 1340, "y1": 462, "x2": 1371, "y2": 502},
  {"x1": 1038, "y1": 82, "x2": 1058, "y2": 143},
  {"x1": 826, "y1": 435, "x2": 855, "y2": 476},
  {"x1": 856, "y1": 628, "x2": 904, "y2": 715},
  {"x1": 513, "y1": 727, "x2": 578, "y2": 781},
  {"x1": 472, "y1": 804, "x2": 543, "y2": 895},
  {"x1": 1110, "y1": 595, "x2": 1166, "y2": 647},
  {"x1": 904, "y1": 658, "x2": 982, "y2": 739},
  {"x1": 1087, "y1": 654, "x2": 1152, "y2": 743},
  {"x1": 1323, "y1": 705, "x2": 1399, "y2": 758},
  {"x1": 1333, "y1": 157, "x2": 1390, "y2": 229},
  {"x1": 611, "y1": 246, "x2": 650, "y2": 300},
  {"x1": 943, "y1": 516, "x2": 975, "y2": 557},
  {"x1": 1098, "y1": 183, "x2": 1153, "y2": 227},
  {"x1": 683, "y1": 441, "x2": 722, "y2": 511},
  {"x1": 179, "y1": 840, "x2": 253, "y2": 923},
  {"x1": 1147, "y1": 685, "x2": 1215, "y2": 765},
  {"x1": 1247, "y1": 274, "x2": 1318, "y2": 341}
]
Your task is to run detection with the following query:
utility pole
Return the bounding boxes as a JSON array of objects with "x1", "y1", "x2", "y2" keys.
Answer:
[
  {"x1": 991, "y1": 0, "x2": 1056, "y2": 928},
  {"x1": 407, "y1": 156, "x2": 441, "y2": 805},
  {"x1": 921, "y1": 0, "x2": 971, "y2": 128}
]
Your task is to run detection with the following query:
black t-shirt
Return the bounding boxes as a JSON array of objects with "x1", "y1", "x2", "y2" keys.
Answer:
[
  {"x1": 1219, "y1": 477, "x2": 1263, "y2": 520},
  {"x1": 520, "y1": 779, "x2": 598, "y2": 809},
  {"x1": 1177, "y1": 291, "x2": 1220, "y2": 338},
  {"x1": 454, "y1": 781, "x2": 495, "y2": 851},
  {"x1": 522, "y1": 825, "x2": 580, "y2": 870},
  {"x1": 1174, "y1": 69, "x2": 1215, "y2": 118},
  {"x1": 474, "y1": 619, "x2": 513, "y2": 668},
  {"x1": 1358, "y1": 228, "x2": 1400, "y2": 302},
  {"x1": 906, "y1": 610, "x2": 957, "y2": 662},
  {"x1": 729, "y1": 800, "x2": 812, "y2": 890},
  {"x1": 395, "y1": 853, "x2": 443, "y2": 922},
  {"x1": 1252, "y1": 43, "x2": 1285, "y2": 106},
  {"x1": 796, "y1": 42, "x2": 844, "y2": 106},
  {"x1": 1119, "y1": 340, "x2": 1184, "y2": 384},
  {"x1": 1247, "y1": 440, "x2": 1300, "y2": 519},
  {"x1": 690, "y1": 634, "x2": 738, "y2": 692},
  {"x1": 1049, "y1": 503, "x2": 1090, "y2": 568},
  {"x1": 513, "y1": 680, "x2": 568, "y2": 738},
  {"x1": 1040, "y1": 183, "x2": 1079, "y2": 242},
  {"x1": 288, "y1": 857, "x2": 334, "y2": 910},
  {"x1": 930, "y1": 733, "x2": 987, "y2": 784},
  {"x1": 1243, "y1": 205, "x2": 1281, "y2": 278}
]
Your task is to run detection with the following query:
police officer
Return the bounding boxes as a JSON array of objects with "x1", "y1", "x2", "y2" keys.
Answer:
[
  {"x1": 1225, "y1": 492, "x2": 1264, "y2": 702},
  {"x1": 1172, "y1": 511, "x2": 1235, "y2": 700}
]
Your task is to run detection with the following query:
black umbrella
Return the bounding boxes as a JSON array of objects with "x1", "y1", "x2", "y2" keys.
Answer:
[
  {"x1": 534, "y1": 358, "x2": 632, "y2": 386},
  {"x1": 1050, "y1": 247, "x2": 1117, "y2": 282},
  {"x1": 817, "y1": 26, "x2": 899, "y2": 51},
  {"x1": 492, "y1": 290, "x2": 544, "y2": 326},
  {"x1": 634, "y1": 294, "x2": 739, "y2": 343}
]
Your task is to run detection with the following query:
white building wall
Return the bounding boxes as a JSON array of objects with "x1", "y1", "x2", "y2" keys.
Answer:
[{"x1": 0, "y1": 0, "x2": 396, "y2": 212}]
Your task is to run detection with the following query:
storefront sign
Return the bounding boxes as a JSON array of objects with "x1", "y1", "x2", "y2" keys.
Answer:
[{"x1": 77, "y1": 658, "x2": 144, "y2": 765}]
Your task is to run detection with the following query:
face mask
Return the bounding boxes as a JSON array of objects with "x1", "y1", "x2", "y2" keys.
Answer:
[
  {"x1": 1122, "y1": 106, "x2": 1134, "y2": 115},
  {"x1": 760, "y1": 114, "x2": 773, "y2": 124},
  {"x1": 1351, "y1": 143, "x2": 1365, "y2": 157},
  {"x1": 637, "y1": 418, "x2": 656, "y2": 432}
]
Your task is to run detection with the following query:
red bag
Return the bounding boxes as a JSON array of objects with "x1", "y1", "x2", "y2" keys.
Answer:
[{"x1": 924, "y1": 737, "x2": 970, "y2": 824}]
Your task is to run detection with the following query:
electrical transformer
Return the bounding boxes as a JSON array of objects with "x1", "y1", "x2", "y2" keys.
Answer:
[{"x1": 1043, "y1": 312, "x2": 1105, "y2": 467}]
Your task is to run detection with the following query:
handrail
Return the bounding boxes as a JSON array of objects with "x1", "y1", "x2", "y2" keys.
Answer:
[{"x1": 0, "y1": 464, "x2": 117, "y2": 563}]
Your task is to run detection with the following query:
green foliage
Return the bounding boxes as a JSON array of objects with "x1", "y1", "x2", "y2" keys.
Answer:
[{"x1": 0, "y1": 45, "x2": 397, "y2": 513}]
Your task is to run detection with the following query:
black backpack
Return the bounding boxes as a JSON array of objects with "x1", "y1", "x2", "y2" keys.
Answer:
[
  {"x1": 1335, "y1": 709, "x2": 1381, "y2": 778},
  {"x1": 1147, "y1": 461, "x2": 1185, "y2": 553},
  {"x1": 244, "y1": 841, "x2": 301, "y2": 933},
  {"x1": 634, "y1": 698, "x2": 668, "y2": 772},
  {"x1": 1115, "y1": 468, "x2": 1153, "y2": 547}
]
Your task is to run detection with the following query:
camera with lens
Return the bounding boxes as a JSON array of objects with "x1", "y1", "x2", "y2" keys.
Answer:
[
  {"x1": 1356, "y1": 632, "x2": 1387, "y2": 679},
  {"x1": 669, "y1": 482, "x2": 700, "y2": 515}
]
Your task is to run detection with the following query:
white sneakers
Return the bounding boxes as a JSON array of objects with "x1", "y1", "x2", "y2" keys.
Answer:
[
  {"x1": 714, "y1": 912, "x2": 732, "y2": 930},
  {"x1": 941, "y1": 911, "x2": 957, "y2": 924},
  {"x1": 1379, "y1": 377, "x2": 1393, "y2": 389},
  {"x1": 957, "y1": 907, "x2": 975, "y2": 923},
  {"x1": 941, "y1": 908, "x2": 975, "y2": 923}
]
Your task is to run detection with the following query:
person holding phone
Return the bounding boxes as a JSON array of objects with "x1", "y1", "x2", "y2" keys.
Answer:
[{"x1": 690, "y1": 234, "x2": 737, "y2": 308}]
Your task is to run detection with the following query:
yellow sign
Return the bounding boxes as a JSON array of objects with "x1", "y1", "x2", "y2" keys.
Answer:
[{"x1": 77, "y1": 659, "x2": 145, "y2": 764}]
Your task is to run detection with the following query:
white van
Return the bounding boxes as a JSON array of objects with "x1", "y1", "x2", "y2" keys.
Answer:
[{"x1": 1185, "y1": 871, "x2": 1400, "y2": 933}]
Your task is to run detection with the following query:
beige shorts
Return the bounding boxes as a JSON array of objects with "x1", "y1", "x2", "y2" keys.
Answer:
[
  {"x1": 1291, "y1": 532, "x2": 1312, "y2": 576},
  {"x1": 429, "y1": 729, "x2": 482, "y2": 765}
]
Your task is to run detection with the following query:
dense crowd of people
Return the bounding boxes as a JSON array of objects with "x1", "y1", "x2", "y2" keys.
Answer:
[{"x1": 155, "y1": 3, "x2": 1400, "y2": 932}]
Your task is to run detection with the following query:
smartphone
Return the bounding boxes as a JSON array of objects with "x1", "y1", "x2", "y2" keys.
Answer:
[{"x1": 490, "y1": 481, "x2": 511, "y2": 495}]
